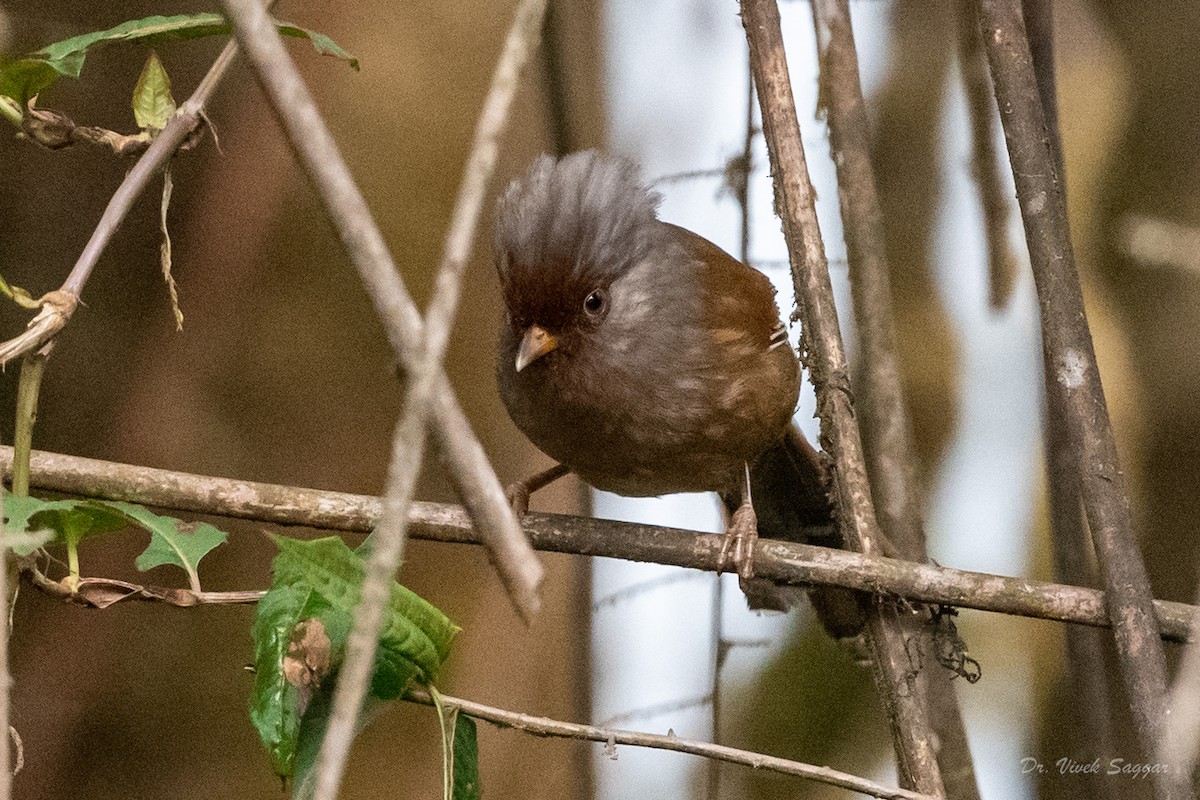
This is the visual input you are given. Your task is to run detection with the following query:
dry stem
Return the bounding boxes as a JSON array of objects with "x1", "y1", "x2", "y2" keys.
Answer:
[{"x1": 741, "y1": 0, "x2": 944, "y2": 792}]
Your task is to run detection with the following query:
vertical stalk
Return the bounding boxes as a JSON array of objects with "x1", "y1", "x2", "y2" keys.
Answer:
[
  {"x1": 11, "y1": 345, "x2": 52, "y2": 498},
  {"x1": 740, "y1": 0, "x2": 945, "y2": 793},
  {"x1": 811, "y1": 1, "x2": 979, "y2": 796},
  {"x1": 975, "y1": 1, "x2": 1175, "y2": 785}
]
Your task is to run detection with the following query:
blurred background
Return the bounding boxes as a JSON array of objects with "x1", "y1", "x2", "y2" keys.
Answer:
[{"x1": 0, "y1": 1, "x2": 1196, "y2": 798}]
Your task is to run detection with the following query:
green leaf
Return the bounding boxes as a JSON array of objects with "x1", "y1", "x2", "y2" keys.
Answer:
[
  {"x1": 271, "y1": 536, "x2": 458, "y2": 692},
  {"x1": 452, "y1": 714, "x2": 481, "y2": 800},
  {"x1": 249, "y1": 536, "x2": 458, "y2": 779},
  {"x1": 430, "y1": 688, "x2": 481, "y2": 800},
  {"x1": 1, "y1": 495, "x2": 229, "y2": 583},
  {"x1": 3, "y1": 495, "x2": 129, "y2": 581},
  {"x1": 249, "y1": 584, "x2": 311, "y2": 778},
  {"x1": 0, "y1": 495, "x2": 55, "y2": 556},
  {"x1": 0, "y1": 13, "x2": 359, "y2": 106},
  {"x1": 100, "y1": 501, "x2": 227, "y2": 591},
  {"x1": 0, "y1": 273, "x2": 39, "y2": 309},
  {"x1": 291, "y1": 692, "x2": 388, "y2": 795},
  {"x1": 132, "y1": 51, "x2": 175, "y2": 131},
  {"x1": 2, "y1": 495, "x2": 127, "y2": 549}
]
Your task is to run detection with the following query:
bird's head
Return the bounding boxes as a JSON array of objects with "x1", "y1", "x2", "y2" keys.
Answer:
[{"x1": 494, "y1": 150, "x2": 665, "y2": 371}]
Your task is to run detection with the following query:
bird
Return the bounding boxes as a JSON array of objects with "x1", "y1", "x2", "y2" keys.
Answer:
[{"x1": 493, "y1": 150, "x2": 864, "y2": 637}]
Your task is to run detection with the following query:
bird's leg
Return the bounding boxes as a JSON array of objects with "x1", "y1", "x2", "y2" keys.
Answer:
[
  {"x1": 505, "y1": 462, "x2": 571, "y2": 519},
  {"x1": 717, "y1": 463, "x2": 758, "y2": 581}
]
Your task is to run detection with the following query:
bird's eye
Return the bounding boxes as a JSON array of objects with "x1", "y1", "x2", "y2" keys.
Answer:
[{"x1": 583, "y1": 289, "x2": 606, "y2": 316}]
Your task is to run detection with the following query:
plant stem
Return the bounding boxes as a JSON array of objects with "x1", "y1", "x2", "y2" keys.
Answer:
[
  {"x1": 0, "y1": 96, "x2": 21, "y2": 128},
  {"x1": 11, "y1": 345, "x2": 51, "y2": 497}
]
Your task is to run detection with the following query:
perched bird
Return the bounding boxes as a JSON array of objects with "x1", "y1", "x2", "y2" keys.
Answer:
[{"x1": 494, "y1": 150, "x2": 863, "y2": 637}]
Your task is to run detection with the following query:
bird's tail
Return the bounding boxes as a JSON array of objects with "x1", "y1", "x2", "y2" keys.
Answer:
[{"x1": 730, "y1": 426, "x2": 867, "y2": 638}]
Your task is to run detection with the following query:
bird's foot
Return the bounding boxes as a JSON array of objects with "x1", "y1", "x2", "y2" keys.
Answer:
[
  {"x1": 505, "y1": 482, "x2": 532, "y2": 521},
  {"x1": 717, "y1": 502, "x2": 759, "y2": 581},
  {"x1": 504, "y1": 462, "x2": 571, "y2": 521}
]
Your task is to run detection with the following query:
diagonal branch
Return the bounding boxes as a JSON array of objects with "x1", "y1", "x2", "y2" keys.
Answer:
[
  {"x1": 2, "y1": 446, "x2": 1196, "y2": 641},
  {"x1": 1019, "y1": 0, "x2": 1120, "y2": 783},
  {"x1": 219, "y1": 0, "x2": 548, "y2": 796},
  {"x1": 740, "y1": 0, "x2": 944, "y2": 793},
  {"x1": 975, "y1": 0, "x2": 1172, "y2": 770},
  {"x1": 810, "y1": 2, "x2": 978, "y2": 797},
  {"x1": 216, "y1": 0, "x2": 542, "y2": 623}
]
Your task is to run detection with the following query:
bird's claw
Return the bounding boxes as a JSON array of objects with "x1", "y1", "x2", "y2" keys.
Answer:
[
  {"x1": 505, "y1": 482, "x2": 532, "y2": 521},
  {"x1": 718, "y1": 503, "x2": 758, "y2": 581}
]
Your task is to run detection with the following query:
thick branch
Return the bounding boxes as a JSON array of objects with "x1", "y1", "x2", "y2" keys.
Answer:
[
  {"x1": 1, "y1": 447, "x2": 1195, "y2": 641},
  {"x1": 405, "y1": 689, "x2": 937, "y2": 800},
  {"x1": 975, "y1": 0, "x2": 1170, "y2": 764},
  {"x1": 1020, "y1": 0, "x2": 1120, "y2": 782},
  {"x1": 741, "y1": 0, "x2": 944, "y2": 793}
]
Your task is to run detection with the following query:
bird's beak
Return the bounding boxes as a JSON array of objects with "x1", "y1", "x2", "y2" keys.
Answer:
[{"x1": 515, "y1": 325, "x2": 558, "y2": 372}]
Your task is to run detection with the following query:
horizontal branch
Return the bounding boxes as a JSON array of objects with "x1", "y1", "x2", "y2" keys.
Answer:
[
  {"x1": 405, "y1": 689, "x2": 936, "y2": 800},
  {"x1": 1, "y1": 447, "x2": 1194, "y2": 642}
]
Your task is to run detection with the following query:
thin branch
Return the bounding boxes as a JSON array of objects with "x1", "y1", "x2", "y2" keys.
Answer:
[
  {"x1": 220, "y1": 0, "x2": 541, "y2": 639},
  {"x1": 10, "y1": 344, "x2": 52, "y2": 497},
  {"x1": 975, "y1": 0, "x2": 1171, "y2": 766},
  {"x1": 740, "y1": 0, "x2": 944, "y2": 793},
  {"x1": 957, "y1": 0, "x2": 1016, "y2": 309},
  {"x1": 1021, "y1": 0, "x2": 1120, "y2": 781},
  {"x1": 810, "y1": 2, "x2": 978, "y2": 797},
  {"x1": 2, "y1": 447, "x2": 1196, "y2": 641},
  {"x1": 224, "y1": 0, "x2": 545, "y2": 793},
  {"x1": 405, "y1": 689, "x2": 938, "y2": 800}
]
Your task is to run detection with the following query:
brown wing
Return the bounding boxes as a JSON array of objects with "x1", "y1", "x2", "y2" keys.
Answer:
[{"x1": 663, "y1": 223, "x2": 787, "y2": 349}]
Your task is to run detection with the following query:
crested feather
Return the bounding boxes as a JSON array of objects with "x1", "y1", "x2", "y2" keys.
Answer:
[{"x1": 495, "y1": 151, "x2": 664, "y2": 327}]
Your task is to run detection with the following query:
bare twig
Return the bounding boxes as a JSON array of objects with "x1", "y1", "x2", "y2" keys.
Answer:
[
  {"x1": 1020, "y1": 0, "x2": 1120, "y2": 782},
  {"x1": 740, "y1": 0, "x2": 944, "y2": 792},
  {"x1": 405, "y1": 689, "x2": 937, "y2": 800},
  {"x1": 218, "y1": 0, "x2": 547, "y2": 794},
  {"x1": 219, "y1": 0, "x2": 540, "y2": 639},
  {"x1": 2, "y1": 447, "x2": 1196, "y2": 641},
  {"x1": 810, "y1": 2, "x2": 978, "y2": 796},
  {"x1": 20, "y1": 562, "x2": 262, "y2": 607},
  {"x1": 956, "y1": 0, "x2": 1016, "y2": 309},
  {"x1": 975, "y1": 0, "x2": 1171, "y2": 766}
]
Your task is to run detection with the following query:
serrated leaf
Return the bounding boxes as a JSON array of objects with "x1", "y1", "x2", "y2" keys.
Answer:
[
  {"x1": 99, "y1": 501, "x2": 227, "y2": 592},
  {"x1": 0, "y1": 13, "x2": 359, "y2": 106},
  {"x1": 270, "y1": 536, "x2": 458, "y2": 691},
  {"x1": 250, "y1": 536, "x2": 458, "y2": 779},
  {"x1": 132, "y1": 51, "x2": 175, "y2": 131},
  {"x1": 2, "y1": 495, "x2": 127, "y2": 548},
  {"x1": 0, "y1": 495, "x2": 55, "y2": 556}
]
